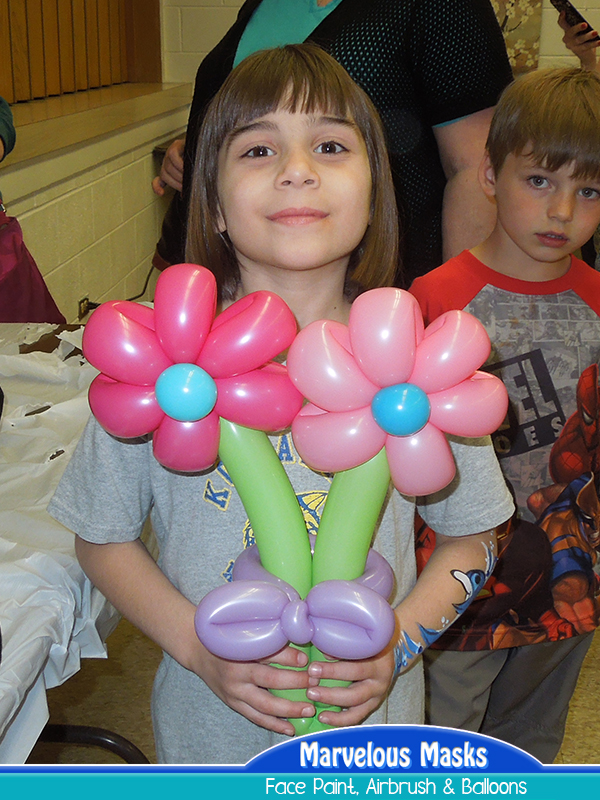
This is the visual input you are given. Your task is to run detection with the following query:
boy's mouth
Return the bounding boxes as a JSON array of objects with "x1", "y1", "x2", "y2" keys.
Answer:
[{"x1": 536, "y1": 232, "x2": 569, "y2": 248}]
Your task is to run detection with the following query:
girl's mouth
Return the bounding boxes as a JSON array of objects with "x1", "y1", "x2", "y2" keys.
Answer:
[{"x1": 267, "y1": 207, "x2": 328, "y2": 225}]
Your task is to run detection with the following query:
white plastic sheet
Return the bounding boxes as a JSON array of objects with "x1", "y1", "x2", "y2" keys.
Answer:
[{"x1": 0, "y1": 324, "x2": 119, "y2": 763}]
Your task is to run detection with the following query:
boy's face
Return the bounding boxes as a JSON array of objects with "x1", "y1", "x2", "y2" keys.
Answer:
[{"x1": 480, "y1": 150, "x2": 600, "y2": 278}]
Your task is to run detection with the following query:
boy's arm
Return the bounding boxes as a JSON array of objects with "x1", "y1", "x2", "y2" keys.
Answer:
[
  {"x1": 306, "y1": 526, "x2": 497, "y2": 727},
  {"x1": 75, "y1": 536, "x2": 315, "y2": 735}
]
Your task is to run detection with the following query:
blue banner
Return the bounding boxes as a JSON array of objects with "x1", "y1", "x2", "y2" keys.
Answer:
[{"x1": 4, "y1": 725, "x2": 600, "y2": 798}]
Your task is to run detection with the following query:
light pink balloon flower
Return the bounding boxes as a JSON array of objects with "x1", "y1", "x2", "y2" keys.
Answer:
[{"x1": 287, "y1": 288, "x2": 507, "y2": 496}]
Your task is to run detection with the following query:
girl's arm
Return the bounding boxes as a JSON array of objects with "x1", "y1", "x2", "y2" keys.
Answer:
[
  {"x1": 75, "y1": 536, "x2": 315, "y2": 735},
  {"x1": 305, "y1": 527, "x2": 497, "y2": 727}
]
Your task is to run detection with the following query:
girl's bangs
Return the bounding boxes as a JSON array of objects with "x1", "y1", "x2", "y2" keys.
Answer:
[{"x1": 216, "y1": 49, "x2": 354, "y2": 147}]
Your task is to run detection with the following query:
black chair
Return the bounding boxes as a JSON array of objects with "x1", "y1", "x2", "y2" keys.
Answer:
[{"x1": 38, "y1": 724, "x2": 150, "y2": 764}]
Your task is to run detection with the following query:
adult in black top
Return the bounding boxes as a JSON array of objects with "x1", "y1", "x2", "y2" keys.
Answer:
[{"x1": 154, "y1": 0, "x2": 513, "y2": 287}]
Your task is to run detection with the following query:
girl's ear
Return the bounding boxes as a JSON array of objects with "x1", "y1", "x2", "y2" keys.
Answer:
[
  {"x1": 216, "y1": 203, "x2": 226, "y2": 234},
  {"x1": 478, "y1": 151, "x2": 498, "y2": 199}
]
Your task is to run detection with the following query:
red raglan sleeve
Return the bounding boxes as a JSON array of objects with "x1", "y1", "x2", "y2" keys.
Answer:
[{"x1": 409, "y1": 252, "x2": 487, "y2": 325}]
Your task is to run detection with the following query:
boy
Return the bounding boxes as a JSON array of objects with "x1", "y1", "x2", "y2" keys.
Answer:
[{"x1": 410, "y1": 67, "x2": 600, "y2": 764}]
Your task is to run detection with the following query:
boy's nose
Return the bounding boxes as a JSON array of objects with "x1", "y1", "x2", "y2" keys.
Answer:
[
  {"x1": 276, "y1": 150, "x2": 319, "y2": 188},
  {"x1": 548, "y1": 191, "x2": 575, "y2": 222}
]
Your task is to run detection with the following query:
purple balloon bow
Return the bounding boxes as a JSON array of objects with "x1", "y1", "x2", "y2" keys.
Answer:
[{"x1": 194, "y1": 543, "x2": 396, "y2": 661}]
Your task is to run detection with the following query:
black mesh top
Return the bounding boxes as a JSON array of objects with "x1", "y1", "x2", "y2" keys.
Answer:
[{"x1": 159, "y1": 0, "x2": 513, "y2": 287}]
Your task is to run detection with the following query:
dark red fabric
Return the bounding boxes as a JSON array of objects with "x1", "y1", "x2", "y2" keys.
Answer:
[{"x1": 0, "y1": 208, "x2": 65, "y2": 324}]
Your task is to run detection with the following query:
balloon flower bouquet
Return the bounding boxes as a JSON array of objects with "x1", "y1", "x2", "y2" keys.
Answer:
[{"x1": 82, "y1": 263, "x2": 507, "y2": 734}]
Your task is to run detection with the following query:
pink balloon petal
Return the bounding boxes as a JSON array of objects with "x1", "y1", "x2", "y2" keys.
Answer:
[
  {"x1": 215, "y1": 363, "x2": 304, "y2": 432},
  {"x1": 409, "y1": 310, "x2": 491, "y2": 394},
  {"x1": 287, "y1": 320, "x2": 379, "y2": 412},
  {"x1": 83, "y1": 302, "x2": 172, "y2": 386},
  {"x1": 292, "y1": 403, "x2": 386, "y2": 472},
  {"x1": 109, "y1": 301, "x2": 155, "y2": 330},
  {"x1": 88, "y1": 374, "x2": 164, "y2": 438},
  {"x1": 152, "y1": 411, "x2": 220, "y2": 472},
  {"x1": 154, "y1": 264, "x2": 217, "y2": 363},
  {"x1": 429, "y1": 371, "x2": 509, "y2": 437},
  {"x1": 349, "y1": 288, "x2": 424, "y2": 387},
  {"x1": 385, "y1": 423, "x2": 456, "y2": 496},
  {"x1": 199, "y1": 292, "x2": 297, "y2": 378}
]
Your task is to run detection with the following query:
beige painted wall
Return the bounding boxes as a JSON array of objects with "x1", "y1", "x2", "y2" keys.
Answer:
[{"x1": 540, "y1": 0, "x2": 600, "y2": 67}]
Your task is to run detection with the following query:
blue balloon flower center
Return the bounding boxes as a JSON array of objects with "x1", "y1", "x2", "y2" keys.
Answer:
[
  {"x1": 155, "y1": 363, "x2": 217, "y2": 422},
  {"x1": 371, "y1": 383, "x2": 430, "y2": 437}
]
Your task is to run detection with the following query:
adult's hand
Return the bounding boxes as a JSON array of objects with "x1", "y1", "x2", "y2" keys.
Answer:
[{"x1": 152, "y1": 138, "x2": 185, "y2": 195}]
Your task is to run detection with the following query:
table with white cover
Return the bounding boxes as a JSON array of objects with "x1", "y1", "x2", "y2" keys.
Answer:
[{"x1": 0, "y1": 323, "x2": 118, "y2": 763}]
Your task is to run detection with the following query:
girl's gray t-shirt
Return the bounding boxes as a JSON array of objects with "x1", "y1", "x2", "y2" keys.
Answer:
[{"x1": 49, "y1": 417, "x2": 513, "y2": 764}]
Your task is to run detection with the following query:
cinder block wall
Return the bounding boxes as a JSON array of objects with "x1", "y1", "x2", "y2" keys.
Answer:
[
  {"x1": 161, "y1": 0, "x2": 242, "y2": 84},
  {"x1": 3, "y1": 142, "x2": 172, "y2": 321},
  {"x1": 2, "y1": 101, "x2": 190, "y2": 323}
]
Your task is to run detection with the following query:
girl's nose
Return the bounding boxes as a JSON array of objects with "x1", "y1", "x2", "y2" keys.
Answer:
[{"x1": 276, "y1": 149, "x2": 319, "y2": 188}]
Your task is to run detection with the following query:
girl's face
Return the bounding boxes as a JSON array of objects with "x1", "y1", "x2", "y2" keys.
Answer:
[{"x1": 216, "y1": 106, "x2": 372, "y2": 286}]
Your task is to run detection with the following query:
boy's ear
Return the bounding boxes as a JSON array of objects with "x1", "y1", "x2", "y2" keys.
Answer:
[{"x1": 478, "y1": 151, "x2": 498, "y2": 200}]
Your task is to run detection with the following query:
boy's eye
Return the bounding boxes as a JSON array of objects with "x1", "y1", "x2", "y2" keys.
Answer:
[
  {"x1": 580, "y1": 186, "x2": 600, "y2": 200},
  {"x1": 315, "y1": 141, "x2": 347, "y2": 155},
  {"x1": 528, "y1": 175, "x2": 549, "y2": 189},
  {"x1": 242, "y1": 145, "x2": 275, "y2": 158}
]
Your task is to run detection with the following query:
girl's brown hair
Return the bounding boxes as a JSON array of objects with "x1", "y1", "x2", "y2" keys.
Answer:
[
  {"x1": 487, "y1": 67, "x2": 600, "y2": 180},
  {"x1": 185, "y1": 43, "x2": 399, "y2": 301}
]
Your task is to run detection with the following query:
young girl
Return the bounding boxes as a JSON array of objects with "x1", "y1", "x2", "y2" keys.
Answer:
[{"x1": 49, "y1": 45, "x2": 514, "y2": 765}]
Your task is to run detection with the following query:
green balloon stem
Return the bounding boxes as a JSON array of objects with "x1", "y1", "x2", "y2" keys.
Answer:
[
  {"x1": 218, "y1": 420, "x2": 314, "y2": 724},
  {"x1": 217, "y1": 425, "x2": 391, "y2": 734},
  {"x1": 309, "y1": 450, "x2": 390, "y2": 726},
  {"x1": 218, "y1": 420, "x2": 312, "y2": 599},
  {"x1": 312, "y1": 449, "x2": 391, "y2": 585}
]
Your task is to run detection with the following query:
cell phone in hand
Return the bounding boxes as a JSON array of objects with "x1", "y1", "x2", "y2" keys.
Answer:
[{"x1": 551, "y1": 0, "x2": 600, "y2": 42}]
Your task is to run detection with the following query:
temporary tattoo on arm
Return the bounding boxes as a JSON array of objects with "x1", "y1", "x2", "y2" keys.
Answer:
[{"x1": 393, "y1": 535, "x2": 496, "y2": 678}]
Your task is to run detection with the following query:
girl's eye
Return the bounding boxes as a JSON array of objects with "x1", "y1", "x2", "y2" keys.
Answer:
[
  {"x1": 315, "y1": 141, "x2": 347, "y2": 155},
  {"x1": 242, "y1": 145, "x2": 275, "y2": 158},
  {"x1": 528, "y1": 175, "x2": 549, "y2": 189},
  {"x1": 580, "y1": 186, "x2": 600, "y2": 200}
]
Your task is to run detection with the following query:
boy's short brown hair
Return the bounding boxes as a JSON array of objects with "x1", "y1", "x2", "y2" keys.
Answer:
[
  {"x1": 185, "y1": 43, "x2": 399, "y2": 301},
  {"x1": 487, "y1": 67, "x2": 600, "y2": 180}
]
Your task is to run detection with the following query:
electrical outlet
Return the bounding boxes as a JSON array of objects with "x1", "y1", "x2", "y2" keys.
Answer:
[{"x1": 78, "y1": 297, "x2": 91, "y2": 320}]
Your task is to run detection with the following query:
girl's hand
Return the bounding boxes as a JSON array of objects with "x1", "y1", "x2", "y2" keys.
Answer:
[
  {"x1": 192, "y1": 642, "x2": 316, "y2": 736},
  {"x1": 558, "y1": 11, "x2": 600, "y2": 71},
  {"x1": 305, "y1": 645, "x2": 396, "y2": 728}
]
